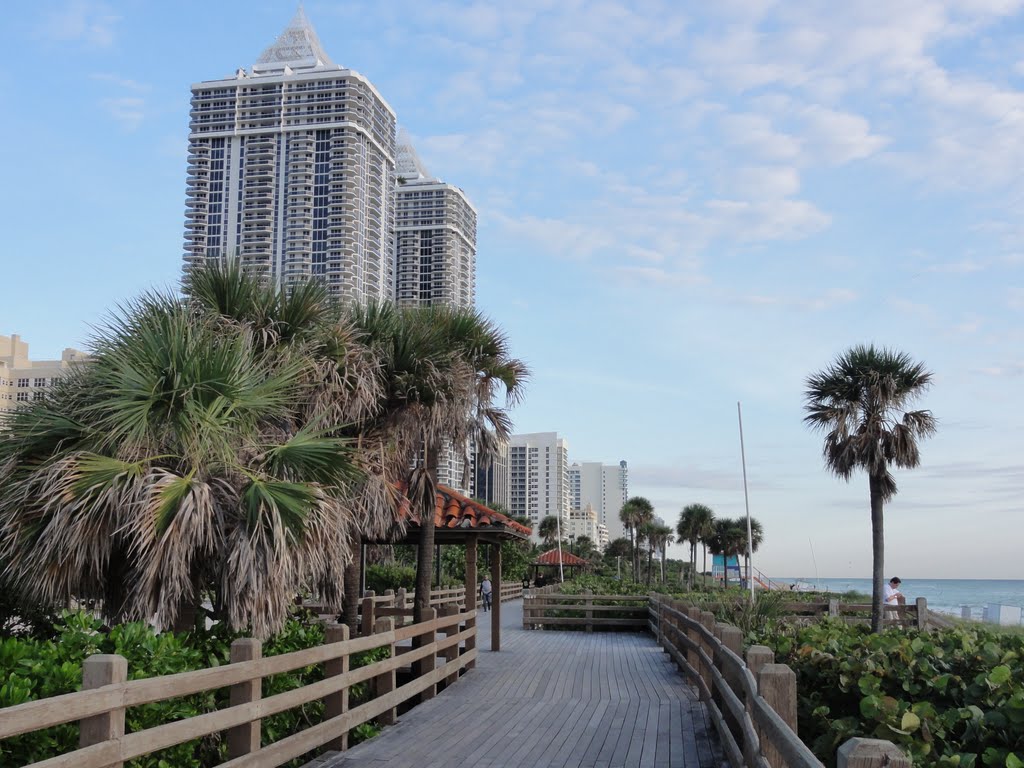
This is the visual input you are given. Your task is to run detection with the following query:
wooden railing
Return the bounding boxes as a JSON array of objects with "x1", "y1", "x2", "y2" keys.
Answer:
[
  {"x1": 522, "y1": 590, "x2": 649, "y2": 631},
  {"x1": 0, "y1": 608, "x2": 477, "y2": 768},
  {"x1": 648, "y1": 595, "x2": 910, "y2": 768}
]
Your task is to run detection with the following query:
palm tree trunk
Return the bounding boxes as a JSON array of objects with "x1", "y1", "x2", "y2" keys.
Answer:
[
  {"x1": 702, "y1": 543, "x2": 708, "y2": 588},
  {"x1": 869, "y1": 473, "x2": 886, "y2": 633},
  {"x1": 660, "y1": 549, "x2": 666, "y2": 583},
  {"x1": 647, "y1": 545, "x2": 654, "y2": 586},
  {"x1": 414, "y1": 442, "x2": 440, "y2": 623},
  {"x1": 342, "y1": 542, "x2": 361, "y2": 632},
  {"x1": 628, "y1": 528, "x2": 635, "y2": 581}
]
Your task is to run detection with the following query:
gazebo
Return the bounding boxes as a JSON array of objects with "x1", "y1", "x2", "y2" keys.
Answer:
[
  {"x1": 360, "y1": 485, "x2": 530, "y2": 651},
  {"x1": 531, "y1": 548, "x2": 590, "y2": 585}
]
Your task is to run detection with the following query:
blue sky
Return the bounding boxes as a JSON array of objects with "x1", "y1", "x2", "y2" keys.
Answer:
[{"x1": 5, "y1": 1, "x2": 1024, "y2": 580}]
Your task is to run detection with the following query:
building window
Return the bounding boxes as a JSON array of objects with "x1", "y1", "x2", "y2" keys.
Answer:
[
  {"x1": 34, "y1": 377, "x2": 46, "y2": 387},
  {"x1": 33, "y1": 391, "x2": 44, "y2": 401},
  {"x1": 17, "y1": 378, "x2": 29, "y2": 388},
  {"x1": 17, "y1": 392, "x2": 28, "y2": 402}
]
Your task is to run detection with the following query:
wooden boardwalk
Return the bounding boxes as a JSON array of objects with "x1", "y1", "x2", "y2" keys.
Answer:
[{"x1": 311, "y1": 601, "x2": 726, "y2": 768}]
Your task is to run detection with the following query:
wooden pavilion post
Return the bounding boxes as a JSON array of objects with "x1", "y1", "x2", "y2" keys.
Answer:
[
  {"x1": 464, "y1": 537, "x2": 478, "y2": 669},
  {"x1": 491, "y1": 541, "x2": 502, "y2": 651}
]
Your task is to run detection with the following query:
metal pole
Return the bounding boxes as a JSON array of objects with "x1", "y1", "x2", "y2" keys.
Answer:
[
  {"x1": 555, "y1": 513, "x2": 565, "y2": 583},
  {"x1": 737, "y1": 401, "x2": 755, "y2": 605}
]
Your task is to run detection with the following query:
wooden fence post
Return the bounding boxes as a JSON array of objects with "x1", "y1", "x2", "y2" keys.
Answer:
[
  {"x1": 384, "y1": 589, "x2": 395, "y2": 609},
  {"x1": 829, "y1": 598, "x2": 840, "y2": 617},
  {"x1": 837, "y1": 738, "x2": 912, "y2": 768},
  {"x1": 80, "y1": 654, "x2": 128, "y2": 766},
  {"x1": 758, "y1": 663, "x2": 797, "y2": 768},
  {"x1": 372, "y1": 617, "x2": 396, "y2": 725},
  {"x1": 361, "y1": 592, "x2": 376, "y2": 638},
  {"x1": 686, "y1": 606, "x2": 702, "y2": 681},
  {"x1": 416, "y1": 607, "x2": 437, "y2": 702},
  {"x1": 439, "y1": 605, "x2": 460, "y2": 686},
  {"x1": 915, "y1": 597, "x2": 928, "y2": 630},
  {"x1": 396, "y1": 587, "x2": 407, "y2": 623},
  {"x1": 227, "y1": 638, "x2": 262, "y2": 759},
  {"x1": 585, "y1": 589, "x2": 594, "y2": 633},
  {"x1": 324, "y1": 623, "x2": 349, "y2": 751},
  {"x1": 699, "y1": 611, "x2": 716, "y2": 698},
  {"x1": 745, "y1": 646, "x2": 774, "y2": 765},
  {"x1": 463, "y1": 604, "x2": 477, "y2": 671}
]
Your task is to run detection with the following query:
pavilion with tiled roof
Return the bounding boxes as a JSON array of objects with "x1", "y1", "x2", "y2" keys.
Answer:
[
  {"x1": 532, "y1": 548, "x2": 590, "y2": 584},
  {"x1": 358, "y1": 485, "x2": 529, "y2": 651}
]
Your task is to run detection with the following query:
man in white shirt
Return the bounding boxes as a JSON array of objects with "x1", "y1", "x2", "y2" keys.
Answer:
[{"x1": 884, "y1": 577, "x2": 905, "y2": 606}]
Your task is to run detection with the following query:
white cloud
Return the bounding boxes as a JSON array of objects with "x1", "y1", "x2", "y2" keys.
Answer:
[
  {"x1": 101, "y1": 97, "x2": 145, "y2": 131},
  {"x1": 90, "y1": 73, "x2": 150, "y2": 92},
  {"x1": 40, "y1": 1, "x2": 120, "y2": 47},
  {"x1": 798, "y1": 105, "x2": 888, "y2": 164},
  {"x1": 719, "y1": 113, "x2": 802, "y2": 160}
]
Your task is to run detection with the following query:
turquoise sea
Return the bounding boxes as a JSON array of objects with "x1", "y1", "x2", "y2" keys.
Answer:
[{"x1": 776, "y1": 578, "x2": 1024, "y2": 623}]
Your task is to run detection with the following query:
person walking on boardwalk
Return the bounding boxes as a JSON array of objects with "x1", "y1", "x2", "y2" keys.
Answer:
[{"x1": 480, "y1": 575, "x2": 493, "y2": 612}]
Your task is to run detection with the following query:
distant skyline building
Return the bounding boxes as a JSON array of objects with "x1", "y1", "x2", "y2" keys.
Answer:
[
  {"x1": 569, "y1": 460, "x2": 629, "y2": 542},
  {"x1": 509, "y1": 432, "x2": 570, "y2": 533},
  {"x1": 0, "y1": 334, "x2": 87, "y2": 413},
  {"x1": 394, "y1": 131, "x2": 476, "y2": 309},
  {"x1": 474, "y1": 437, "x2": 509, "y2": 511},
  {"x1": 183, "y1": 7, "x2": 397, "y2": 305}
]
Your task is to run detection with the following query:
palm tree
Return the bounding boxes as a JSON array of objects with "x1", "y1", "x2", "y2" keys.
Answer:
[
  {"x1": 619, "y1": 497, "x2": 654, "y2": 581},
  {"x1": 676, "y1": 507, "x2": 699, "y2": 589},
  {"x1": 648, "y1": 523, "x2": 673, "y2": 583},
  {"x1": 805, "y1": 344, "x2": 936, "y2": 632},
  {"x1": 538, "y1": 516, "x2": 561, "y2": 548},
  {"x1": 707, "y1": 518, "x2": 746, "y2": 587},
  {"x1": 0, "y1": 276, "x2": 364, "y2": 638},
  {"x1": 742, "y1": 518, "x2": 764, "y2": 587},
  {"x1": 678, "y1": 503, "x2": 715, "y2": 588},
  {"x1": 351, "y1": 303, "x2": 527, "y2": 622}
]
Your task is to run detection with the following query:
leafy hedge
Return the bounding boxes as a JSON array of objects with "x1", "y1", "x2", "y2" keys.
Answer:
[
  {"x1": 756, "y1": 621, "x2": 1024, "y2": 768},
  {"x1": 0, "y1": 609, "x2": 387, "y2": 767}
]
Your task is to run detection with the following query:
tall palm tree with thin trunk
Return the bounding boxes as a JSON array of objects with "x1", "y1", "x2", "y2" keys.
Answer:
[
  {"x1": 350, "y1": 303, "x2": 527, "y2": 622},
  {"x1": 804, "y1": 345, "x2": 936, "y2": 633},
  {"x1": 538, "y1": 516, "x2": 560, "y2": 548},
  {"x1": 619, "y1": 497, "x2": 654, "y2": 582},
  {"x1": 679, "y1": 503, "x2": 715, "y2": 588},
  {"x1": 742, "y1": 518, "x2": 764, "y2": 587}
]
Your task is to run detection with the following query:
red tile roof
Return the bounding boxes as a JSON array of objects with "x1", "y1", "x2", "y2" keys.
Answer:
[
  {"x1": 398, "y1": 484, "x2": 532, "y2": 538},
  {"x1": 534, "y1": 549, "x2": 589, "y2": 567}
]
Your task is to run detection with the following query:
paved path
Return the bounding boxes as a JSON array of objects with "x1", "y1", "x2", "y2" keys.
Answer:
[{"x1": 312, "y1": 600, "x2": 726, "y2": 768}]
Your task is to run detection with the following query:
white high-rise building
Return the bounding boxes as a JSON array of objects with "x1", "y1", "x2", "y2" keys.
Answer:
[
  {"x1": 569, "y1": 460, "x2": 629, "y2": 543},
  {"x1": 509, "y1": 432, "x2": 570, "y2": 532},
  {"x1": 474, "y1": 438, "x2": 509, "y2": 511},
  {"x1": 392, "y1": 132, "x2": 478, "y2": 493},
  {"x1": 183, "y1": 8, "x2": 397, "y2": 305},
  {"x1": 394, "y1": 131, "x2": 476, "y2": 309}
]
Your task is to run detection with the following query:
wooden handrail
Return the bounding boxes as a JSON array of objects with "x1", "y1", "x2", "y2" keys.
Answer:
[{"x1": 0, "y1": 609, "x2": 477, "y2": 767}]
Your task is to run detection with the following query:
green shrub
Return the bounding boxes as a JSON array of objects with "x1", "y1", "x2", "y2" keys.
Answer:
[
  {"x1": 754, "y1": 621, "x2": 1024, "y2": 767},
  {"x1": 365, "y1": 563, "x2": 416, "y2": 593}
]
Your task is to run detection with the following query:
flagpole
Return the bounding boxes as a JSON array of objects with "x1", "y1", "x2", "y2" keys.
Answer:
[{"x1": 737, "y1": 401, "x2": 755, "y2": 604}]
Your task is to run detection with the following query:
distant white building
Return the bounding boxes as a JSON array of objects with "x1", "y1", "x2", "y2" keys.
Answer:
[
  {"x1": 565, "y1": 503, "x2": 609, "y2": 551},
  {"x1": 474, "y1": 437, "x2": 509, "y2": 511},
  {"x1": 0, "y1": 334, "x2": 88, "y2": 413},
  {"x1": 509, "y1": 432, "x2": 570, "y2": 533},
  {"x1": 569, "y1": 460, "x2": 629, "y2": 542}
]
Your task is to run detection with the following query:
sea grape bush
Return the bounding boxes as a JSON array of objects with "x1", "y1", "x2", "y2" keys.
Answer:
[
  {"x1": 0, "y1": 609, "x2": 388, "y2": 767},
  {"x1": 754, "y1": 621, "x2": 1024, "y2": 768}
]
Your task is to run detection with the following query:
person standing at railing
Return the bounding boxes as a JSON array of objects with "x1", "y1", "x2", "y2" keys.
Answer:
[{"x1": 480, "y1": 575, "x2": 492, "y2": 612}]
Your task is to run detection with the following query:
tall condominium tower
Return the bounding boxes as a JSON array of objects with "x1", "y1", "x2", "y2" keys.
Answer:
[
  {"x1": 393, "y1": 132, "x2": 476, "y2": 309},
  {"x1": 393, "y1": 132, "x2": 478, "y2": 494},
  {"x1": 509, "y1": 432, "x2": 570, "y2": 533},
  {"x1": 474, "y1": 437, "x2": 510, "y2": 511},
  {"x1": 183, "y1": 8, "x2": 397, "y2": 304},
  {"x1": 569, "y1": 460, "x2": 629, "y2": 543}
]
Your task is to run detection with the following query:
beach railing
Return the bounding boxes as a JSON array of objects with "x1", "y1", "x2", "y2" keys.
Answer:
[
  {"x1": 0, "y1": 608, "x2": 477, "y2": 768},
  {"x1": 648, "y1": 594, "x2": 911, "y2": 768},
  {"x1": 522, "y1": 590, "x2": 649, "y2": 631}
]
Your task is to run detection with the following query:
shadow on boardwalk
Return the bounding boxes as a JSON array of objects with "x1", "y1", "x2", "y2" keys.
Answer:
[{"x1": 311, "y1": 600, "x2": 727, "y2": 768}]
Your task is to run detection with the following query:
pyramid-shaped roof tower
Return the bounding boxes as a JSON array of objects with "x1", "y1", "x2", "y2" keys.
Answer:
[
  {"x1": 253, "y1": 5, "x2": 334, "y2": 73},
  {"x1": 396, "y1": 128, "x2": 436, "y2": 183}
]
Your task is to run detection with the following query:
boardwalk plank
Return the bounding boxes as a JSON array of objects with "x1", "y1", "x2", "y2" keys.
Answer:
[{"x1": 315, "y1": 601, "x2": 725, "y2": 768}]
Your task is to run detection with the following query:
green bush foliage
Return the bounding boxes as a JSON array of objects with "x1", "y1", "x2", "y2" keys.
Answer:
[
  {"x1": 755, "y1": 621, "x2": 1024, "y2": 767},
  {"x1": 365, "y1": 563, "x2": 417, "y2": 594},
  {"x1": 0, "y1": 609, "x2": 388, "y2": 767}
]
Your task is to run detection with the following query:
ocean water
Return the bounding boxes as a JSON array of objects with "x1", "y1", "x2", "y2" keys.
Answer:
[{"x1": 776, "y1": 578, "x2": 1024, "y2": 623}]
